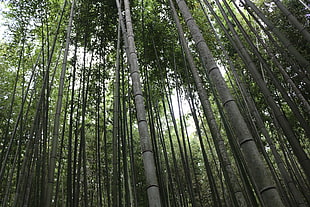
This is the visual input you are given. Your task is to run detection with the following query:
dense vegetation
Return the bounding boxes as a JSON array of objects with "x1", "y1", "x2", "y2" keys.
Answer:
[{"x1": 0, "y1": 0, "x2": 309, "y2": 206}]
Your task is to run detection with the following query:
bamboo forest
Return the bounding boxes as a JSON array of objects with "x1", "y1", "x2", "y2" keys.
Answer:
[{"x1": 0, "y1": 0, "x2": 310, "y2": 206}]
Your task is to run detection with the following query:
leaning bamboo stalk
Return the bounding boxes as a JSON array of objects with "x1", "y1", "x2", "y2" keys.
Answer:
[
  {"x1": 231, "y1": 0, "x2": 310, "y2": 116},
  {"x1": 175, "y1": 0, "x2": 285, "y2": 206},
  {"x1": 273, "y1": 0, "x2": 310, "y2": 42},
  {"x1": 45, "y1": 1, "x2": 75, "y2": 206},
  {"x1": 217, "y1": 0, "x2": 310, "y2": 181},
  {"x1": 241, "y1": 0, "x2": 310, "y2": 73},
  {"x1": 169, "y1": 0, "x2": 247, "y2": 205},
  {"x1": 217, "y1": 0, "x2": 310, "y2": 183}
]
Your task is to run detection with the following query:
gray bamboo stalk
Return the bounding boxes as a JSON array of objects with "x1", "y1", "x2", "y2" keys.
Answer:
[
  {"x1": 154, "y1": 102, "x2": 179, "y2": 206},
  {"x1": 201, "y1": 1, "x2": 281, "y2": 205},
  {"x1": 45, "y1": 1, "x2": 75, "y2": 206},
  {"x1": 175, "y1": 0, "x2": 285, "y2": 206},
  {"x1": 241, "y1": 0, "x2": 310, "y2": 73},
  {"x1": 116, "y1": 1, "x2": 139, "y2": 206},
  {"x1": 115, "y1": 0, "x2": 130, "y2": 61},
  {"x1": 231, "y1": 0, "x2": 310, "y2": 116},
  {"x1": 215, "y1": 2, "x2": 307, "y2": 202},
  {"x1": 273, "y1": 0, "x2": 310, "y2": 42},
  {"x1": 169, "y1": 0, "x2": 247, "y2": 206},
  {"x1": 112, "y1": 17, "x2": 121, "y2": 207},
  {"x1": 215, "y1": 0, "x2": 310, "y2": 183},
  {"x1": 228, "y1": 44, "x2": 308, "y2": 207},
  {"x1": 220, "y1": 0, "x2": 310, "y2": 131},
  {"x1": 122, "y1": 0, "x2": 162, "y2": 206},
  {"x1": 218, "y1": 19, "x2": 307, "y2": 204}
]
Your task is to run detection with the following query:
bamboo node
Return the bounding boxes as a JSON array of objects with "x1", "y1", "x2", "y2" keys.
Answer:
[
  {"x1": 223, "y1": 99, "x2": 235, "y2": 107},
  {"x1": 208, "y1": 66, "x2": 219, "y2": 74},
  {"x1": 184, "y1": 16, "x2": 194, "y2": 25},
  {"x1": 146, "y1": 184, "x2": 159, "y2": 190},
  {"x1": 195, "y1": 39, "x2": 205, "y2": 47},
  {"x1": 137, "y1": 119, "x2": 147, "y2": 123},
  {"x1": 133, "y1": 93, "x2": 143, "y2": 98},
  {"x1": 239, "y1": 138, "x2": 253, "y2": 146},
  {"x1": 142, "y1": 149, "x2": 153, "y2": 154},
  {"x1": 259, "y1": 185, "x2": 276, "y2": 194}
]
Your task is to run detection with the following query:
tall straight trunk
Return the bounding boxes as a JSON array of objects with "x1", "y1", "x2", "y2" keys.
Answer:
[
  {"x1": 96, "y1": 66, "x2": 103, "y2": 207},
  {"x1": 241, "y1": 0, "x2": 310, "y2": 73},
  {"x1": 161, "y1": 97, "x2": 186, "y2": 206},
  {"x1": 67, "y1": 34, "x2": 78, "y2": 207},
  {"x1": 121, "y1": 0, "x2": 162, "y2": 206},
  {"x1": 273, "y1": 0, "x2": 310, "y2": 42},
  {"x1": 41, "y1": 12, "x2": 50, "y2": 205},
  {"x1": 45, "y1": 1, "x2": 74, "y2": 206},
  {"x1": 143, "y1": 66, "x2": 167, "y2": 205},
  {"x1": 121, "y1": 63, "x2": 131, "y2": 207},
  {"x1": 169, "y1": 0, "x2": 247, "y2": 206},
  {"x1": 231, "y1": 0, "x2": 310, "y2": 116},
  {"x1": 175, "y1": 0, "x2": 284, "y2": 206},
  {"x1": 214, "y1": 0, "x2": 310, "y2": 183},
  {"x1": 217, "y1": 2, "x2": 308, "y2": 202},
  {"x1": 154, "y1": 102, "x2": 178, "y2": 206},
  {"x1": 128, "y1": 94, "x2": 139, "y2": 207},
  {"x1": 112, "y1": 17, "x2": 121, "y2": 207},
  {"x1": 80, "y1": 41, "x2": 93, "y2": 207},
  {"x1": 54, "y1": 92, "x2": 69, "y2": 206},
  {"x1": 219, "y1": 0, "x2": 310, "y2": 182},
  {"x1": 102, "y1": 80, "x2": 111, "y2": 207},
  {"x1": 188, "y1": 97, "x2": 222, "y2": 206},
  {"x1": 72, "y1": 87, "x2": 81, "y2": 207}
]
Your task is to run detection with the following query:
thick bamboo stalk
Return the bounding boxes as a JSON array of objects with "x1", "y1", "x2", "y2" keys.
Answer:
[
  {"x1": 169, "y1": 0, "x2": 247, "y2": 205},
  {"x1": 121, "y1": 0, "x2": 162, "y2": 206},
  {"x1": 175, "y1": 0, "x2": 285, "y2": 206},
  {"x1": 217, "y1": 0, "x2": 310, "y2": 183}
]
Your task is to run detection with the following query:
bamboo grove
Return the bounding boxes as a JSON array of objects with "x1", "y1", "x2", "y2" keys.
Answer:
[{"x1": 0, "y1": 0, "x2": 309, "y2": 206}]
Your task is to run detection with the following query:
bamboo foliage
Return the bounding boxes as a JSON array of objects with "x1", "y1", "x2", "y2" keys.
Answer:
[{"x1": 0, "y1": 0, "x2": 309, "y2": 206}]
